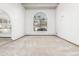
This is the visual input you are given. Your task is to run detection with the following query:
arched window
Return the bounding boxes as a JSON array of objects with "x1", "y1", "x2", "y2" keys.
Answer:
[
  {"x1": 0, "y1": 9, "x2": 11, "y2": 37},
  {"x1": 33, "y1": 12, "x2": 47, "y2": 31}
]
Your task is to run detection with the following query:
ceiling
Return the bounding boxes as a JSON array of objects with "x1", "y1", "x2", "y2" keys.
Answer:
[{"x1": 21, "y1": 3, "x2": 59, "y2": 9}]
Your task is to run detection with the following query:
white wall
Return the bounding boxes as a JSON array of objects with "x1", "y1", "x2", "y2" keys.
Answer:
[
  {"x1": 56, "y1": 3, "x2": 79, "y2": 45},
  {"x1": 0, "y1": 3, "x2": 25, "y2": 40},
  {"x1": 25, "y1": 9, "x2": 56, "y2": 35}
]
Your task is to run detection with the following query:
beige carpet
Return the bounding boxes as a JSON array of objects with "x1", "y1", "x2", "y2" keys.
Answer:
[{"x1": 0, "y1": 36, "x2": 79, "y2": 56}]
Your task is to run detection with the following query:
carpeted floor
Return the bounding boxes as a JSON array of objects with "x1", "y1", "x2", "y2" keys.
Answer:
[{"x1": 0, "y1": 36, "x2": 79, "y2": 56}]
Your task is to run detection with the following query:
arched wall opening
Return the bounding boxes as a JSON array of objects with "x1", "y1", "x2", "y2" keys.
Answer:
[
  {"x1": 33, "y1": 12, "x2": 47, "y2": 31},
  {"x1": 0, "y1": 9, "x2": 11, "y2": 37}
]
